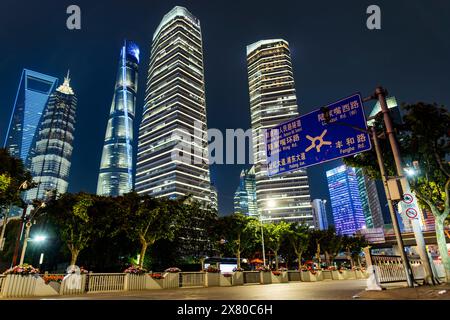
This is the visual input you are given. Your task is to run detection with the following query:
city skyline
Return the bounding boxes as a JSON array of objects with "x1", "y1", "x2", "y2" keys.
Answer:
[{"x1": 1, "y1": 1, "x2": 449, "y2": 215}]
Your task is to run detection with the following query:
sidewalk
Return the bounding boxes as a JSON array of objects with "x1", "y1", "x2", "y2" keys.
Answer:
[{"x1": 357, "y1": 283, "x2": 450, "y2": 300}]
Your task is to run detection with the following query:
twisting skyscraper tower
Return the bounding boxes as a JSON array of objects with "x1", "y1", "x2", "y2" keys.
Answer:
[
  {"x1": 97, "y1": 40, "x2": 140, "y2": 196},
  {"x1": 136, "y1": 6, "x2": 211, "y2": 204}
]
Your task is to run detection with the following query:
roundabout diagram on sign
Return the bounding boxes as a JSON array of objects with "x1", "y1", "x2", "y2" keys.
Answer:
[{"x1": 405, "y1": 207, "x2": 418, "y2": 219}]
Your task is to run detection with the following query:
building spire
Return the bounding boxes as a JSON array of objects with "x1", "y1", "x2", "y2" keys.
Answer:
[{"x1": 57, "y1": 70, "x2": 74, "y2": 95}]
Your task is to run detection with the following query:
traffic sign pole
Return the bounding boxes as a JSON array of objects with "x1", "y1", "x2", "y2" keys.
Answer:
[
  {"x1": 370, "y1": 125, "x2": 414, "y2": 287},
  {"x1": 375, "y1": 87, "x2": 436, "y2": 285}
]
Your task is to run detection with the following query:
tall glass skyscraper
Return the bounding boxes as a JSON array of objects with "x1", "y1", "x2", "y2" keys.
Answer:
[
  {"x1": 97, "y1": 40, "x2": 140, "y2": 196},
  {"x1": 234, "y1": 166, "x2": 258, "y2": 217},
  {"x1": 311, "y1": 199, "x2": 329, "y2": 230},
  {"x1": 355, "y1": 168, "x2": 385, "y2": 228},
  {"x1": 136, "y1": 6, "x2": 211, "y2": 204},
  {"x1": 4, "y1": 69, "x2": 58, "y2": 165},
  {"x1": 326, "y1": 165, "x2": 366, "y2": 235},
  {"x1": 25, "y1": 72, "x2": 77, "y2": 201},
  {"x1": 246, "y1": 39, "x2": 312, "y2": 224}
]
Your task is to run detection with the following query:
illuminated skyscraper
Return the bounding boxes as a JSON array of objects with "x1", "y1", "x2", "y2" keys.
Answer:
[
  {"x1": 355, "y1": 168, "x2": 384, "y2": 228},
  {"x1": 26, "y1": 72, "x2": 77, "y2": 201},
  {"x1": 311, "y1": 199, "x2": 329, "y2": 230},
  {"x1": 136, "y1": 6, "x2": 211, "y2": 204},
  {"x1": 4, "y1": 69, "x2": 58, "y2": 165},
  {"x1": 97, "y1": 40, "x2": 139, "y2": 196},
  {"x1": 234, "y1": 166, "x2": 258, "y2": 217},
  {"x1": 326, "y1": 165, "x2": 366, "y2": 235},
  {"x1": 246, "y1": 39, "x2": 312, "y2": 224}
]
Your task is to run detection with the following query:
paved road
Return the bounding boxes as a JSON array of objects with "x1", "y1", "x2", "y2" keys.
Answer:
[{"x1": 33, "y1": 279, "x2": 368, "y2": 300}]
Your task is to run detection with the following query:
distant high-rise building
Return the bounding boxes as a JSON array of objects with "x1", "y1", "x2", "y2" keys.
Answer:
[
  {"x1": 136, "y1": 6, "x2": 211, "y2": 204},
  {"x1": 4, "y1": 69, "x2": 58, "y2": 165},
  {"x1": 311, "y1": 199, "x2": 329, "y2": 230},
  {"x1": 246, "y1": 39, "x2": 312, "y2": 224},
  {"x1": 210, "y1": 184, "x2": 218, "y2": 212},
  {"x1": 326, "y1": 165, "x2": 366, "y2": 235},
  {"x1": 355, "y1": 168, "x2": 385, "y2": 229},
  {"x1": 97, "y1": 40, "x2": 139, "y2": 196},
  {"x1": 25, "y1": 72, "x2": 77, "y2": 201},
  {"x1": 234, "y1": 166, "x2": 258, "y2": 217}
]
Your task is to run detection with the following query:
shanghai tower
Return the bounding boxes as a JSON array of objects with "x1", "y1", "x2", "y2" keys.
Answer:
[
  {"x1": 136, "y1": 6, "x2": 212, "y2": 204},
  {"x1": 97, "y1": 40, "x2": 139, "y2": 196}
]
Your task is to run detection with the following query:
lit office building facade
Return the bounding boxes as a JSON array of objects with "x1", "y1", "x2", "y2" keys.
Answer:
[
  {"x1": 97, "y1": 41, "x2": 139, "y2": 196},
  {"x1": 356, "y1": 168, "x2": 385, "y2": 228},
  {"x1": 25, "y1": 73, "x2": 77, "y2": 201},
  {"x1": 234, "y1": 166, "x2": 258, "y2": 217},
  {"x1": 326, "y1": 165, "x2": 366, "y2": 235},
  {"x1": 311, "y1": 199, "x2": 329, "y2": 230},
  {"x1": 4, "y1": 69, "x2": 58, "y2": 165},
  {"x1": 136, "y1": 6, "x2": 211, "y2": 204},
  {"x1": 246, "y1": 39, "x2": 312, "y2": 224}
]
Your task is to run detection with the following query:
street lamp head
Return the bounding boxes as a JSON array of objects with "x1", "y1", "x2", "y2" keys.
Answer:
[
  {"x1": 33, "y1": 235, "x2": 46, "y2": 242},
  {"x1": 405, "y1": 167, "x2": 416, "y2": 177}
]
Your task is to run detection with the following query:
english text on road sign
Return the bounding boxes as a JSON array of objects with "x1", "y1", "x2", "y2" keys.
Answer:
[{"x1": 265, "y1": 93, "x2": 372, "y2": 176}]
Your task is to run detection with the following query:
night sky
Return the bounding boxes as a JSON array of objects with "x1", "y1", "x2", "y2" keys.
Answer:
[{"x1": 1, "y1": 0, "x2": 449, "y2": 216}]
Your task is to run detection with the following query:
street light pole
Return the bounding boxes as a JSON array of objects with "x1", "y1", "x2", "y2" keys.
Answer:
[
  {"x1": 19, "y1": 221, "x2": 32, "y2": 265},
  {"x1": 375, "y1": 86, "x2": 435, "y2": 285},
  {"x1": 260, "y1": 214, "x2": 266, "y2": 267},
  {"x1": 370, "y1": 125, "x2": 414, "y2": 287}
]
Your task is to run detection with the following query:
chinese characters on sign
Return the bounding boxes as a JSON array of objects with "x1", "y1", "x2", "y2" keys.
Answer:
[{"x1": 266, "y1": 93, "x2": 372, "y2": 176}]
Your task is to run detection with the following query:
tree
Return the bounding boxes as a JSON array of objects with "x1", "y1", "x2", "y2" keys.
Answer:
[
  {"x1": 343, "y1": 235, "x2": 368, "y2": 267},
  {"x1": 344, "y1": 102, "x2": 450, "y2": 281},
  {"x1": 44, "y1": 193, "x2": 101, "y2": 265},
  {"x1": 287, "y1": 224, "x2": 310, "y2": 270},
  {"x1": 217, "y1": 213, "x2": 259, "y2": 269},
  {"x1": 0, "y1": 148, "x2": 34, "y2": 210},
  {"x1": 263, "y1": 221, "x2": 291, "y2": 270},
  {"x1": 319, "y1": 227, "x2": 344, "y2": 265},
  {"x1": 119, "y1": 193, "x2": 182, "y2": 268}
]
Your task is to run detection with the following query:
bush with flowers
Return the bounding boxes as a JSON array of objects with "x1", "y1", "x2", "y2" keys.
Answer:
[
  {"x1": 256, "y1": 265, "x2": 271, "y2": 272},
  {"x1": 79, "y1": 266, "x2": 89, "y2": 274},
  {"x1": 3, "y1": 264, "x2": 40, "y2": 276},
  {"x1": 222, "y1": 273, "x2": 233, "y2": 277},
  {"x1": 272, "y1": 271, "x2": 282, "y2": 276},
  {"x1": 278, "y1": 267, "x2": 287, "y2": 271},
  {"x1": 164, "y1": 267, "x2": 181, "y2": 273},
  {"x1": 232, "y1": 267, "x2": 244, "y2": 272},
  {"x1": 123, "y1": 265, "x2": 147, "y2": 275},
  {"x1": 42, "y1": 275, "x2": 64, "y2": 285},
  {"x1": 204, "y1": 265, "x2": 220, "y2": 273},
  {"x1": 327, "y1": 266, "x2": 336, "y2": 271},
  {"x1": 149, "y1": 273, "x2": 165, "y2": 280}
]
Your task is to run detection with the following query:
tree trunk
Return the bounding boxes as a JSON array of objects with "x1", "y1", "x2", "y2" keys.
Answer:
[
  {"x1": 274, "y1": 250, "x2": 279, "y2": 270},
  {"x1": 434, "y1": 213, "x2": 450, "y2": 282},
  {"x1": 70, "y1": 249, "x2": 79, "y2": 266},
  {"x1": 297, "y1": 253, "x2": 302, "y2": 270},
  {"x1": 236, "y1": 250, "x2": 241, "y2": 269},
  {"x1": 316, "y1": 242, "x2": 321, "y2": 264},
  {"x1": 139, "y1": 242, "x2": 148, "y2": 268}
]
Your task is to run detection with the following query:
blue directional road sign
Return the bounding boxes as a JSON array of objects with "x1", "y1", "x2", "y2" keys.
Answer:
[{"x1": 265, "y1": 93, "x2": 372, "y2": 176}]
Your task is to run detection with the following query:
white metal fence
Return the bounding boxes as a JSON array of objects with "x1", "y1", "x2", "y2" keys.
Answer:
[
  {"x1": 86, "y1": 273, "x2": 126, "y2": 293},
  {"x1": 179, "y1": 272, "x2": 205, "y2": 288}
]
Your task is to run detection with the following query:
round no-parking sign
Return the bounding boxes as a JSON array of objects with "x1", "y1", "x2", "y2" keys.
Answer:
[{"x1": 405, "y1": 207, "x2": 418, "y2": 219}]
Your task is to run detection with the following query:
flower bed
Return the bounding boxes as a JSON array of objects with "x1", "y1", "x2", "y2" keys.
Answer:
[
  {"x1": 220, "y1": 273, "x2": 232, "y2": 286},
  {"x1": 149, "y1": 273, "x2": 165, "y2": 280},
  {"x1": 42, "y1": 275, "x2": 64, "y2": 285},
  {"x1": 3, "y1": 264, "x2": 40, "y2": 276},
  {"x1": 271, "y1": 270, "x2": 288, "y2": 283},
  {"x1": 256, "y1": 266, "x2": 271, "y2": 272},
  {"x1": 124, "y1": 265, "x2": 147, "y2": 275},
  {"x1": 165, "y1": 267, "x2": 181, "y2": 273},
  {"x1": 204, "y1": 265, "x2": 220, "y2": 273}
]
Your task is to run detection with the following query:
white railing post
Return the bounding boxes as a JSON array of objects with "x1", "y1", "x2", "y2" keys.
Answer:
[{"x1": 124, "y1": 273, "x2": 129, "y2": 291}]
